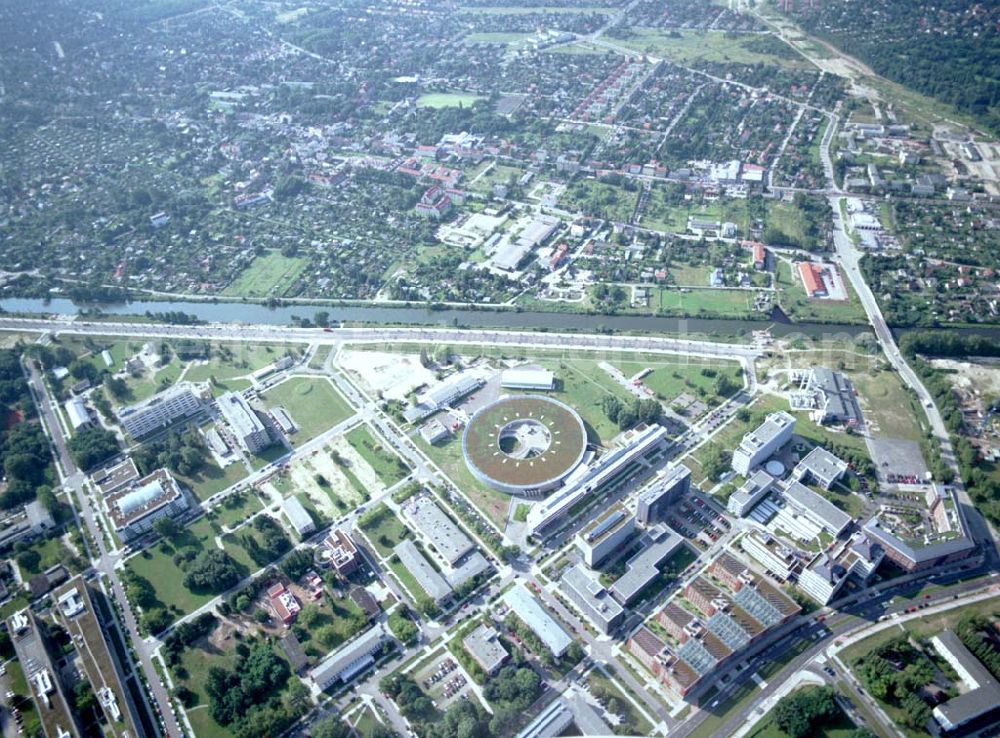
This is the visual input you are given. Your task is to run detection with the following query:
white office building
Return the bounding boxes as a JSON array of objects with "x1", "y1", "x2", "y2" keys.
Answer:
[
  {"x1": 217, "y1": 392, "x2": 271, "y2": 454},
  {"x1": 731, "y1": 412, "x2": 795, "y2": 476},
  {"x1": 575, "y1": 505, "x2": 635, "y2": 567},
  {"x1": 500, "y1": 368, "x2": 555, "y2": 391},
  {"x1": 740, "y1": 530, "x2": 799, "y2": 581},
  {"x1": 282, "y1": 496, "x2": 315, "y2": 537},
  {"x1": 727, "y1": 471, "x2": 776, "y2": 517},
  {"x1": 526, "y1": 423, "x2": 669, "y2": 537}
]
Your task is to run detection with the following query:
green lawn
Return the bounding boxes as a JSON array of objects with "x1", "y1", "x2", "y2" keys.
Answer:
[
  {"x1": 184, "y1": 342, "x2": 299, "y2": 386},
  {"x1": 260, "y1": 376, "x2": 355, "y2": 445},
  {"x1": 612, "y1": 358, "x2": 743, "y2": 403},
  {"x1": 16, "y1": 535, "x2": 76, "y2": 576},
  {"x1": 612, "y1": 28, "x2": 811, "y2": 69},
  {"x1": 125, "y1": 518, "x2": 247, "y2": 617},
  {"x1": 586, "y1": 669, "x2": 654, "y2": 737},
  {"x1": 466, "y1": 162, "x2": 525, "y2": 195},
  {"x1": 559, "y1": 179, "x2": 639, "y2": 223},
  {"x1": 119, "y1": 357, "x2": 185, "y2": 405},
  {"x1": 533, "y1": 357, "x2": 638, "y2": 445},
  {"x1": 178, "y1": 459, "x2": 250, "y2": 502},
  {"x1": 208, "y1": 490, "x2": 264, "y2": 529},
  {"x1": 416, "y1": 93, "x2": 485, "y2": 109},
  {"x1": 388, "y1": 554, "x2": 428, "y2": 603},
  {"x1": 221, "y1": 251, "x2": 309, "y2": 298},
  {"x1": 346, "y1": 424, "x2": 409, "y2": 486},
  {"x1": 655, "y1": 288, "x2": 756, "y2": 318},
  {"x1": 358, "y1": 504, "x2": 412, "y2": 558}
]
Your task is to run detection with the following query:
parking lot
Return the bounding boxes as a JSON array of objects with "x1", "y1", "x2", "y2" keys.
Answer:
[
  {"x1": 666, "y1": 491, "x2": 730, "y2": 549},
  {"x1": 412, "y1": 655, "x2": 473, "y2": 710}
]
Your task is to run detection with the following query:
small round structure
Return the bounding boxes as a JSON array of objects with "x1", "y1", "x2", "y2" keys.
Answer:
[
  {"x1": 462, "y1": 395, "x2": 587, "y2": 496},
  {"x1": 765, "y1": 460, "x2": 786, "y2": 477}
]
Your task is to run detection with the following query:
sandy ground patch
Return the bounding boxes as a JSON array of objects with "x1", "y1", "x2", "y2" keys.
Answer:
[
  {"x1": 272, "y1": 437, "x2": 386, "y2": 518},
  {"x1": 331, "y1": 436, "x2": 386, "y2": 493},
  {"x1": 339, "y1": 349, "x2": 435, "y2": 401},
  {"x1": 930, "y1": 358, "x2": 1000, "y2": 395}
]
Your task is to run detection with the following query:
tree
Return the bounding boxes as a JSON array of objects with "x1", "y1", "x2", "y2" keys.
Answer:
[
  {"x1": 153, "y1": 516, "x2": 181, "y2": 539},
  {"x1": 311, "y1": 715, "x2": 352, "y2": 738},
  {"x1": 388, "y1": 609, "x2": 419, "y2": 646},
  {"x1": 67, "y1": 427, "x2": 119, "y2": 470},
  {"x1": 35, "y1": 486, "x2": 58, "y2": 514},
  {"x1": 772, "y1": 686, "x2": 838, "y2": 738},
  {"x1": 183, "y1": 549, "x2": 241, "y2": 593},
  {"x1": 16, "y1": 549, "x2": 40, "y2": 572}
]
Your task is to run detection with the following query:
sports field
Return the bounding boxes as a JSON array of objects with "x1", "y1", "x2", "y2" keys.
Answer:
[
  {"x1": 416, "y1": 93, "x2": 485, "y2": 109},
  {"x1": 221, "y1": 251, "x2": 308, "y2": 297}
]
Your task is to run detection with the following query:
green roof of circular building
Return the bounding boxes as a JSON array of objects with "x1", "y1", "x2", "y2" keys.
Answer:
[{"x1": 462, "y1": 394, "x2": 587, "y2": 495}]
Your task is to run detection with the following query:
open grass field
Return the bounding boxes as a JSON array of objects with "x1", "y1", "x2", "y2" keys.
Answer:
[
  {"x1": 221, "y1": 251, "x2": 308, "y2": 298},
  {"x1": 466, "y1": 162, "x2": 525, "y2": 195},
  {"x1": 655, "y1": 288, "x2": 756, "y2": 318},
  {"x1": 643, "y1": 191, "x2": 752, "y2": 236},
  {"x1": 559, "y1": 179, "x2": 639, "y2": 223},
  {"x1": 184, "y1": 342, "x2": 299, "y2": 385},
  {"x1": 177, "y1": 458, "x2": 250, "y2": 502},
  {"x1": 586, "y1": 668, "x2": 654, "y2": 737},
  {"x1": 260, "y1": 376, "x2": 355, "y2": 445},
  {"x1": 346, "y1": 424, "x2": 410, "y2": 487},
  {"x1": 613, "y1": 357, "x2": 743, "y2": 403},
  {"x1": 613, "y1": 29, "x2": 812, "y2": 69},
  {"x1": 358, "y1": 503, "x2": 411, "y2": 558},
  {"x1": 534, "y1": 357, "x2": 638, "y2": 445},
  {"x1": 849, "y1": 370, "x2": 927, "y2": 442},
  {"x1": 416, "y1": 92, "x2": 485, "y2": 109},
  {"x1": 208, "y1": 489, "x2": 264, "y2": 529},
  {"x1": 125, "y1": 517, "x2": 230, "y2": 616}
]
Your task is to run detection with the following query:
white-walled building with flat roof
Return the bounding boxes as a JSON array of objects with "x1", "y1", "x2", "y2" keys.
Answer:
[
  {"x1": 502, "y1": 584, "x2": 572, "y2": 657},
  {"x1": 217, "y1": 392, "x2": 271, "y2": 454},
  {"x1": 282, "y1": 496, "x2": 315, "y2": 537},
  {"x1": 732, "y1": 412, "x2": 795, "y2": 476},
  {"x1": 575, "y1": 505, "x2": 635, "y2": 567},
  {"x1": 500, "y1": 368, "x2": 555, "y2": 391}
]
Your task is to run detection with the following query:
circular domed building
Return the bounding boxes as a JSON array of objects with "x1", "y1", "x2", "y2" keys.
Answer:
[{"x1": 462, "y1": 395, "x2": 587, "y2": 497}]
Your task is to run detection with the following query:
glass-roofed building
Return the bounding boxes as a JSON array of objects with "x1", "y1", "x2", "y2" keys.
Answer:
[{"x1": 105, "y1": 468, "x2": 188, "y2": 541}]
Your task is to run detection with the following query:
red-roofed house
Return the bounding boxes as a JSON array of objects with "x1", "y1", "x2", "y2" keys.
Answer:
[{"x1": 798, "y1": 262, "x2": 827, "y2": 297}]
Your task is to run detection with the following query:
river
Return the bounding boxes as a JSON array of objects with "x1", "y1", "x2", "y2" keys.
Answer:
[{"x1": 0, "y1": 297, "x2": 880, "y2": 340}]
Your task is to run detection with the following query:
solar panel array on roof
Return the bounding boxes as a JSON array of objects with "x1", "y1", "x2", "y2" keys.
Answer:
[
  {"x1": 733, "y1": 586, "x2": 784, "y2": 628},
  {"x1": 677, "y1": 637, "x2": 718, "y2": 675},
  {"x1": 707, "y1": 611, "x2": 751, "y2": 651}
]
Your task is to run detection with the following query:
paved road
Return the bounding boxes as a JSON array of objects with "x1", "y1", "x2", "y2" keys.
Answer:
[
  {"x1": 0, "y1": 318, "x2": 762, "y2": 360},
  {"x1": 24, "y1": 356, "x2": 181, "y2": 738}
]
